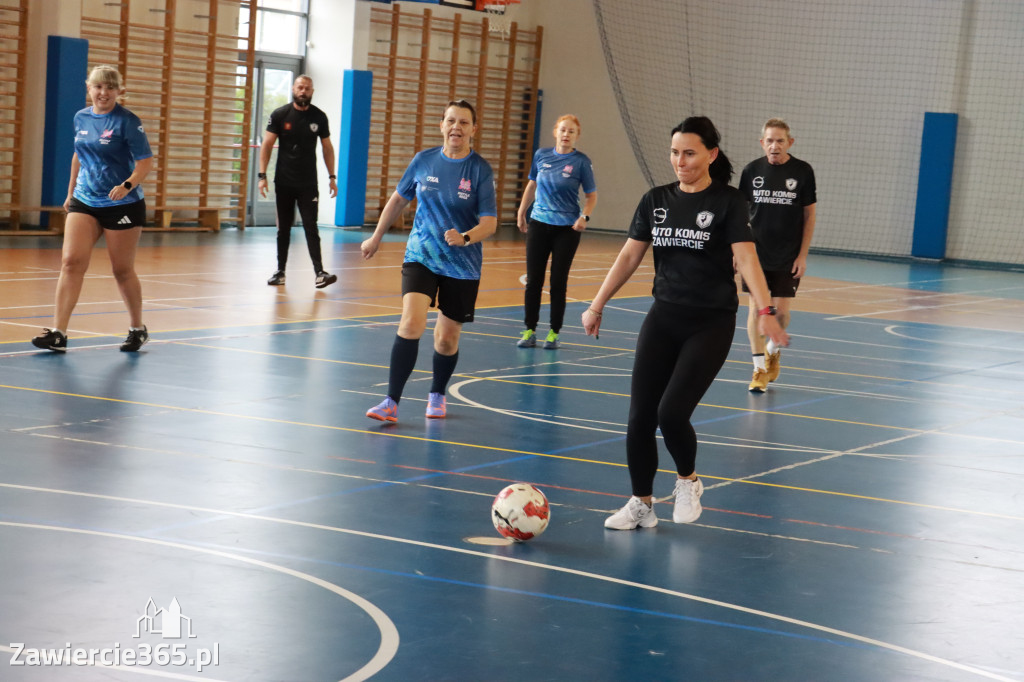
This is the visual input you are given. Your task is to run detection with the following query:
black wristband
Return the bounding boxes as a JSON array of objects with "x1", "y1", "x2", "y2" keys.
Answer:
[
  {"x1": 329, "y1": 175, "x2": 337, "y2": 180},
  {"x1": 257, "y1": 172, "x2": 267, "y2": 180}
]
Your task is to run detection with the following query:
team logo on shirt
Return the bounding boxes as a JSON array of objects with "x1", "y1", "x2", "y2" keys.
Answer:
[
  {"x1": 752, "y1": 176, "x2": 764, "y2": 189},
  {"x1": 653, "y1": 208, "x2": 668, "y2": 225},
  {"x1": 310, "y1": 123, "x2": 319, "y2": 132},
  {"x1": 458, "y1": 178, "x2": 472, "y2": 200},
  {"x1": 284, "y1": 122, "x2": 292, "y2": 130},
  {"x1": 786, "y1": 178, "x2": 797, "y2": 190},
  {"x1": 561, "y1": 164, "x2": 573, "y2": 177},
  {"x1": 138, "y1": 125, "x2": 145, "y2": 133},
  {"x1": 696, "y1": 211, "x2": 714, "y2": 229},
  {"x1": 100, "y1": 129, "x2": 114, "y2": 145}
]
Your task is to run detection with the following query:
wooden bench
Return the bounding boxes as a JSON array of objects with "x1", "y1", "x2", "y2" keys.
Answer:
[
  {"x1": 148, "y1": 206, "x2": 224, "y2": 232},
  {"x1": 0, "y1": 205, "x2": 231, "y2": 234},
  {"x1": 0, "y1": 206, "x2": 66, "y2": 235}
]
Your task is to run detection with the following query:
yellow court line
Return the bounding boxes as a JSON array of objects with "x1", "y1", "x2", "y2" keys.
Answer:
[
  {"x1": 2, "y1": 382, "x2": 1019, "y2": 522},
  {"x1": 174, "y1": 341, "x2": 924, "y2": 433},
  {"x1": 6, "y1": 308, "x2": 988, "y2": 394}
]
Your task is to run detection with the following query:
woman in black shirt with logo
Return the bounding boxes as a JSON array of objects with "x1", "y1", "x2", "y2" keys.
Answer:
[{"x1": 582, "y1": 116, "x2": 788, "y2": 531}]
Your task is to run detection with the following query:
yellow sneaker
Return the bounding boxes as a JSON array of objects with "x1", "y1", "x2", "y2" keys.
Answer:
[
  {"x1": 748, "y1": 368, "x2": 769, "y2": 393},
  {"x1": 765, "y1": 350, "x2": 781, "y2": 382}
]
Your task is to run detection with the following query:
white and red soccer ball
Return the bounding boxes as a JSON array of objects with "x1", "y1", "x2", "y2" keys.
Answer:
[{"x1": 491, "y1": 483, "x2": 550, "y2": 541}]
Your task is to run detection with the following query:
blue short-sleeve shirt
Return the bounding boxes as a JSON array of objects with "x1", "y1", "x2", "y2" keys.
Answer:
[
  {"x1": 397, "y1": 147, "x2": 497, "y2": 280},
  {"x1": 527, "y1": 148, "x2": 596, "y2": 226},
  {"x1": 72, "y1": 104, "x2": 153, "y2": 207}
]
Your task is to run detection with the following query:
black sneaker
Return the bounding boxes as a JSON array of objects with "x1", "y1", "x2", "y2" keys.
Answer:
[
  {"x1": 31, "y1": 328, "x2": 67, "y2": 352},
  {"x1": 315, "y1": 271, "x2": 337, "y2": 289},
  {"x1": 120, "y1": 326, "x2": 149, "y2": 352},
  {"x1": 267, "y1": 270, "x2": 286, "y2": 285}
]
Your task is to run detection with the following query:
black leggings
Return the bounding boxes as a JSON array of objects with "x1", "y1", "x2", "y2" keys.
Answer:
[
  {"x1": 523, "y1": 219, "x2": 582, "y2": 333},
  {"x1": 625, "y1": 301, "x2": 736, "y2": 497},
  {"x1": 275, "y1": 183, "x2": 323, "y2": 273}
]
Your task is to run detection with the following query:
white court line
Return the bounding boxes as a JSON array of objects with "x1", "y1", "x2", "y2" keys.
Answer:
[
  {"x1": 0, "y1": 521, "x2": 398, "y2": 682},
  {"x1": 0, "y1": 486, "x2": 1012, "y2": 681},
  {"x1": 825, "y1": 296, "x2": 1008, "y2": 321},
  {"x1": 884, "y1": 324, "x2": 1024, "y2": 351}
]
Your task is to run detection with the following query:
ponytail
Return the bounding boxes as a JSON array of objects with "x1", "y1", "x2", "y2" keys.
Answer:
[{"x1": 709, "y1": 149, "x2": 733, "y2": 185}]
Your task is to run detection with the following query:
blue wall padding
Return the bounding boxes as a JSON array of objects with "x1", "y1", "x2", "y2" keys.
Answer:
[
  {"x1": 335, "y1": 70, "x2": 372, "y2": 227},
  {"x1": 912, "y1": 112, "x2": 958, "y2": 259},
  {"x1": 42, "y1": 36, "x2": 89, "y2": 213}
]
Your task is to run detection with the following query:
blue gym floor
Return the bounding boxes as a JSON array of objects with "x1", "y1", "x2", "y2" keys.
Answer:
[{"x1": 1, "y1": 227, "x2": 1023, "y2": 681}]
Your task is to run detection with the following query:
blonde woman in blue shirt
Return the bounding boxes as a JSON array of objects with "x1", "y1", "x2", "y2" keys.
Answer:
[
  {"x1": 515, "y1": 115, "x2": 597, "y2": 349},
  {"x1": 32, "y1": 65, "x2": 153, "y2": 353}
]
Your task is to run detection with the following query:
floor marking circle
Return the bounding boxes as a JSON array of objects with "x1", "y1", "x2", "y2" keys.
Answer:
[
  {"x1": 0, "y1": 485, "x2": 1013, "y2": 680},
  {"x1": 0, "y1": 521, "x2": 398, "y2": 682}
]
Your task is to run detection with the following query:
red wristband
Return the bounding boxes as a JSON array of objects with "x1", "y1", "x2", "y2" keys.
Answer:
[{"x1": 758, "y1": 306, "x2": 777, "y2": 316}]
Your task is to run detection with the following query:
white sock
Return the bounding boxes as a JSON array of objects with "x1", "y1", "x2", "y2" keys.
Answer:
[
  {"x1": 752, "y1": 354, "x2": 766, "y2": 371},
  {"x1": 130, "y1": 326, "x2": 145, "y2": 332}
]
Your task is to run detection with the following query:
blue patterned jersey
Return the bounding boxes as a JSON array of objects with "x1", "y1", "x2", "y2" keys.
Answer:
[
  {"x1": 72, "y1": 104, "x2": 153, "y2": 208},
  {"x1": 397, "y1": 147, "x2": 497, "y2": 279},
  {"x1": 528, "y1": 148, "x2": 596, "y2": 225}
]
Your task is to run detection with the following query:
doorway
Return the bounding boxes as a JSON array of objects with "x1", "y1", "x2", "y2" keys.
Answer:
[{"x1": 248, "y1": 58, "x2": 303, "y2": 226}]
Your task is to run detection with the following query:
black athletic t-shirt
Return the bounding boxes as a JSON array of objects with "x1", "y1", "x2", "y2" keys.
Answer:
[
  {"x1": 738, "y1": 155, "x2": 816, "y2": 271},
  {"x1": 629, "y1": 180, "x2": 754, "y2": 311},
  {"x1": 266, "y1": 103, "x2": 330, "y2": 187}
]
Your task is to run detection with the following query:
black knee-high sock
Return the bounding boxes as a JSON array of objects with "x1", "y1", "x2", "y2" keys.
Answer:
[
  {"x1": 387, "y1": 335, "x2": 420, "y2": 402},
  {"x1": 430, "y1": 350, "x2": 459, "y2": 395}
]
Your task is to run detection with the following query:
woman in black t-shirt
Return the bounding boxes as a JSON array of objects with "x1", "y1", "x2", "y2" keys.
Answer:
[{"x1": 582, "y1": 116, "x2": 788, "y2": 531}]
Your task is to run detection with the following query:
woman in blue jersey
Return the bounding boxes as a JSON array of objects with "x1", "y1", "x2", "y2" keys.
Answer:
[
  {"x1": 361, "y1": 100, "x2": 498, "y2": 422},
  {"x1": 32, "y1": 65, "x2": 154, "y2": 353},
  {"x1": 515, "y1": 114, "x2": 597, "y2": 349},
  {"x1": 583, "y1": 117, "x2": 788, "y2": 531}
]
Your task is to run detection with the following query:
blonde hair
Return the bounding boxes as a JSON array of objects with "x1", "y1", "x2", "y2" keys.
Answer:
[
  {"x1": 553, "y1": 114, "x2": 582, "y2": 136},
  {"x1": 87, "y1": 65, "x2": 123, "y2": 90}
]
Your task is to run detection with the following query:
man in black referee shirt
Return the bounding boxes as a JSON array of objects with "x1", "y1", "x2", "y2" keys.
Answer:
[
  {"x1": 738, "y1": 118, "x2": 817, "y2": 392},
  {"x1": 258, "y1": 75, "x2": 338, "y2": 288}
]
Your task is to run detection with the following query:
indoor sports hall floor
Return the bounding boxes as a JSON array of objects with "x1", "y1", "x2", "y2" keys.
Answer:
[{"x1": 1, "y1": 226, "x2": 1023, "y2": 681}]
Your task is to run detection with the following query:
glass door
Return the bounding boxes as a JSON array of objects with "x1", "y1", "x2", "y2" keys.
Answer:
[{"x1": 248, "y1": 58, "x2": 302, "y2": 226}]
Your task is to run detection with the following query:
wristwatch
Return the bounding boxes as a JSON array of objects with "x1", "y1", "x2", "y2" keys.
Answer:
[
  {"x1": 583, "y1": 215, "x2": 590, "y2": 222},
  {"x1": 257, "y1": 172, "x2": 267, "y2": 180},
  {"x1": 758, "y1": 306, "x2": 778, "y2": 316},
  {"x1": 122, "y1": 180, "x2": 132, "y2": 190},
  {"x1": 462, "y1": 233, "x2": 471, "y2": 244},
  {"x1": 329, "y1": 175, "x2": 337, "y2": 180}
]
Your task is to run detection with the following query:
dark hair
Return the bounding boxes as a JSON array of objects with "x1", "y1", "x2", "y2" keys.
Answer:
[
  {"x1": 445, "y1": 99, "x2": 477, "y2": 124},
  {"x1": 671, "y1": 116, "x2": 733, "y2": 184}
]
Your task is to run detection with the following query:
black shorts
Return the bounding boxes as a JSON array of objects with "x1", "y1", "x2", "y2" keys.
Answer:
[
  {"x1": 401, "y1": 261, "x2": 480, "y2": 323},
  {"x1": 741, "y1": 269, "x2": 801, "y2": 298},
  {"x1": 68, "y1": 197, "x2": 146, "y2": 230}
]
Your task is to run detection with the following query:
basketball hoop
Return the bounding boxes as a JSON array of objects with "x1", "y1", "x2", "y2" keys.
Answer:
[{"x1": 477, "y1": 0, "x2": 519, "y2": 39}]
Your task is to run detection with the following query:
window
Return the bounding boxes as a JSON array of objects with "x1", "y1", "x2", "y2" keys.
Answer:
[{"x1": 240, "y1": 0, "x2": 309, "y2": 56}]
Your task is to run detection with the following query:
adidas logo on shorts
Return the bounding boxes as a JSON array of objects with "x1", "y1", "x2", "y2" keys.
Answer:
[{"x1": 117, "y1": 215, "x2": 132, "y2": 225}]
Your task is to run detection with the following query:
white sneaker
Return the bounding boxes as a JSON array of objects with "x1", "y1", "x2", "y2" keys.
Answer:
[
  {"x1": 604, "y1": 496, "x2": 658, "y2": 530},
  {"x1": 672, "y1": 477, "x2": 704, "y2": 523}
]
